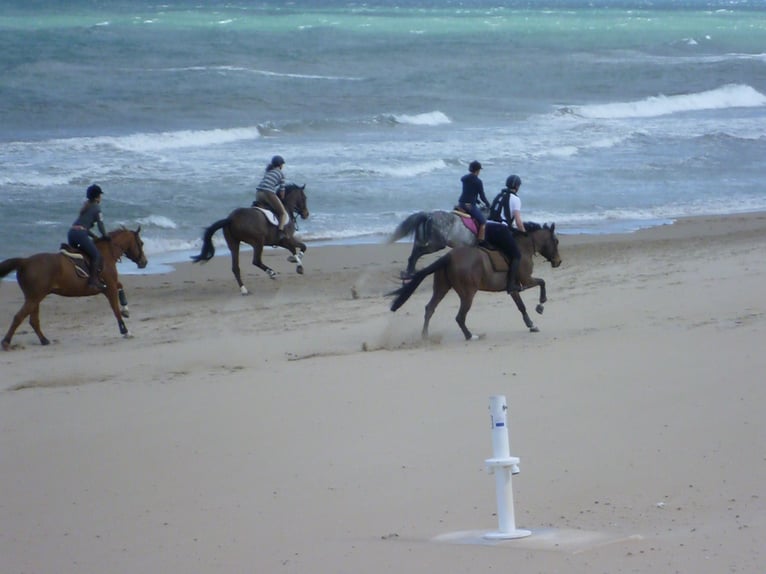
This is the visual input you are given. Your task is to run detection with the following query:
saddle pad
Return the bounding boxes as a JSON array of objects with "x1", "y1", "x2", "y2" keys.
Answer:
[
  {"x1": 455, "y1": 213, "x2": 478, "y2": 235},
  {"x1": 59, "y1": 247, "x2": 85, "y2": 261},
  {"x1": 253, "y1": 206, "x2": 279, "y2": 226},
  {"x1": 479, "y1": 247, "x2": 510, "y2": 272}
]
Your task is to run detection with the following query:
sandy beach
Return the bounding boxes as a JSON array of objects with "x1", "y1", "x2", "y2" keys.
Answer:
[{"x1": 1, "y1": 212, "x2": 765, "y2": 573}]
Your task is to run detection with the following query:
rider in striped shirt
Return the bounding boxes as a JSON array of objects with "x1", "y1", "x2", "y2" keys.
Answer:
[{"x1": 255, "y1": 155, "x2": 288, "y2": 237}]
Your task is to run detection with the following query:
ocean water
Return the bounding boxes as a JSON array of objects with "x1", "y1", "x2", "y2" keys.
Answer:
[{"x1": 2, "y1": 0, "x2": 765, "y2": 273}]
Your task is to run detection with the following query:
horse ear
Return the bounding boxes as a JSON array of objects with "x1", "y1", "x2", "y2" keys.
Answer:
[
  {"x1": 136, "y1": 224, "x2": 142, "y2": 233},
  {"x1": 300, "y1": 184, "x2": 306, "y2": 190},
  {"x1": 550, "y1": 222, "x2": 555, "y2": 233}
]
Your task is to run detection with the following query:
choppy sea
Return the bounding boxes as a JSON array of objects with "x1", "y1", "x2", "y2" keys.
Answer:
[{"x1": 2, "y1": 0, "x2": 765, "y2": 274}]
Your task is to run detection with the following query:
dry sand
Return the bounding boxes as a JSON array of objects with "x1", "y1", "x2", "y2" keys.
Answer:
[{"x1": 1, "y1": 212, "x2": 765, "y2": 573}]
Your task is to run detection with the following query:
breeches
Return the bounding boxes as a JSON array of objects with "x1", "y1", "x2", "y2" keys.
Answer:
[
  {"x1": 485, "y1": 225, "x2": 520, "y2": 261},
  {"x1": 67, "y1": 229, "x2": 102, "y2": 268},
  {"x1": 256, "y1": 190, "x2": 289, "y2": 229},
  {"x1": 463, "y1": 203, "x2": 487, "y2": 226}
]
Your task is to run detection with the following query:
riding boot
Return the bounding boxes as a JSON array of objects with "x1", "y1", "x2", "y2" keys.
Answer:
[
  {"x1": 506, "y1": 257, "x2": 522, "y2": 293},
  {"x1": 87, "y1": 262, "x2": 106, "y2": 291}
]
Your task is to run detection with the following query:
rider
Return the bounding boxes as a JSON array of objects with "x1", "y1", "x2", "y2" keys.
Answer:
[
  {"x1": 68, "y1": 184, "x2": 109, "y2": 291},
  {"x1": 486, "y1": 175, "x2": 527, "y2": 293},
  {"x1": 458, "y1": 160, "x2": 490, "y2": 244},
  {"x1": 255, "y1": 155, "x2": 289, "y2": 239}
]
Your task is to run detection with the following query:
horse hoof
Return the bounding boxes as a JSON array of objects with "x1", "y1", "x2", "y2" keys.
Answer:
[
  {"x1": 40, "y1": 338, "x2": 51, "y2": 346},
  {"x1": 296, "y1": 265, "x2": 304, "y2": 275},
  {"x1": 121, "y1": 310, "x2": 130, "y2": 318},
  {"x1": 529, "y1": 326, "x2": 540, "y2": 333},
  {"x1": 123, "y1": 332, "x2": 134, "y2": 339},
  {"x1": 287, "y1": 255, "x2": 297, "y2": 263},
  {"x1": 536, "y1": 304, "x2": 544, "y2": 314},
  {"x1": 2, "y1": 340, "x2": 11, "y2": 351},
  {"x1": 240, "y1": 286, "x2": 249, "y2": 295}
]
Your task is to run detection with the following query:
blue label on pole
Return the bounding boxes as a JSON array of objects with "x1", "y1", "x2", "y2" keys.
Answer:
[{"x1": 495, "y1": 422, "x2": 505, "y2": 427}]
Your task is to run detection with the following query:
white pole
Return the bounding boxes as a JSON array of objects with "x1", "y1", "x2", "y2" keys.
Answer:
[{"x1": 484, "y1": 395, "x2": 531, "y2": 540}]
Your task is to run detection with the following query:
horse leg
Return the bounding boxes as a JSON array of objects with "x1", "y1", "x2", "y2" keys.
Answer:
[
  {"x1": 223, "y1": 229, "x2": 248, "y2": 295},
  {"x1": 455, "y1": 290, "x2": 478, "y2": 340},
  {"x1": 509, "y1": 291, "x2": 539, "y2": 333},
  {"x1": 422, "y1": 269, "x2": 451, "y2": 340},
  {"x1": 28, "y1": 303, "x2": 50, "y2": 345},
  {"x1": 527, "y1": 277, "x2": 547, "y2": 314},
  {"x1": 2, "y1": 299, "x2": 38, "y2": 349},
  {"x1": 117, "y1": 282, "x2": 129, "y2": 318},
  {"x1": 251, "y1": 243, "x2": 277, "y2": 280},
  {"x1": 102, "y1": 287, "x2": 130, "y2": 337},
  {"x1": 405, "y1": 243, "x2": 437, "y2": 279},
  {"x1": 282, "y1": 239, "x2": 305, "y2": 275}
]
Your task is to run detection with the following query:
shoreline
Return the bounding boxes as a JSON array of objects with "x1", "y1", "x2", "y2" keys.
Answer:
[{"x1": 115, "y1": 210, "x2": 766, "y2": 276}]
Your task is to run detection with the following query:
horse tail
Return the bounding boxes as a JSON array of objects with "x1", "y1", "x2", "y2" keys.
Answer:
[
  {"x1": 389, "y1": 252, "x2": 452, "y2": 312},
  {"x1": 190, "y1": 218, "x2": 228, "y2": 263},
  {"x1": 388, "y1": 212, "x2": 430, "y2": 244},
  {"x1": 0, "y1": 258, "x2": 24, "y2": 279}
]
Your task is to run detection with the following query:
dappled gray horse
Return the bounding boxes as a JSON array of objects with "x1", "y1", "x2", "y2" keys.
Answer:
[{"x1": 388, "y1": 210, "x2": 480, "y2": 278}]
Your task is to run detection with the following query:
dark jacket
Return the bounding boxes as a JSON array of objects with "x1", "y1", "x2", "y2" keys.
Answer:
[{"x1": 458, "y1": 173, "x2": 489, "y2": 206}]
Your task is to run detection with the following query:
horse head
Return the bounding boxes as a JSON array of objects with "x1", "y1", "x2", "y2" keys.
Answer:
[
  {"x1": 536, "y1": 223, "x2": 561, "y2": 268},
  {"x1": 111, "y1": 226, "x2": 148, "y2": 269},
  {"x1": 284, "y1": 183, "x2": 310, "y2": 221}
]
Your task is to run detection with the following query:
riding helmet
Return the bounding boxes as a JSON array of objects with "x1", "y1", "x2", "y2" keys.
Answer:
[
  {"x1": 86, "y1": 184, "x2": 103, "y2": 201},
  {"x1": 271, "y1": 155, "x2": 286, "y2": 168},
  {"x1": 505, "y1": 174, "x2": 522, "y2": 190},
  {"x1": 468, "y1": 160, "x2": 482, "y2": 173}
]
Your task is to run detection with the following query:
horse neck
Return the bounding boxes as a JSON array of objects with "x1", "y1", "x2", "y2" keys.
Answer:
[
  {"x1": 102, "y1": 232, "x2": 128, "y2": 260},
  {"x1": 283, "y1": 190, "x2": 302, "y2": 217}
]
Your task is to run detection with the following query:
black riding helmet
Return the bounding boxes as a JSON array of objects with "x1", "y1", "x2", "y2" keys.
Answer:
[
  {"x1": 469, "y1": 160, "x2": 482, "y2": 173},
  {"x1": 86, "y1": 184, "x2": 103, "y2": 201},
  {"x1": 505, "y1": 174, "x2": 522, "y2": 191},
  {"x1": 271, "y1": 155, "x2": 285, "y2": 168}
]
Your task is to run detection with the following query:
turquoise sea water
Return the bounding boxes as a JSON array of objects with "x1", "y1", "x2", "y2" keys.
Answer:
[{"x1": 2, "y1": 1, "x2": 765, "y2": 272}]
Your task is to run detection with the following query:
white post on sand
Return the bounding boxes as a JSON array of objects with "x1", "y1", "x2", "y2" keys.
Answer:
[{"x1": 484, "y1": 395, "x2": 532, "y2": 540}]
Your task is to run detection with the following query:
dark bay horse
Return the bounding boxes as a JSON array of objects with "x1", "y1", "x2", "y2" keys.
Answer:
[
  {"x1": 389, "y1": 209, "x2": 484, "y2": 278},
  {"x1": 0, "y1": 227, "x2": 148, "y2": 350},
  {"x1": 390, "y1": 223, "x2": 561, "y2": 340},
  {"x1": 191, "y1": 183, "x2": 310, "y2": 295}
]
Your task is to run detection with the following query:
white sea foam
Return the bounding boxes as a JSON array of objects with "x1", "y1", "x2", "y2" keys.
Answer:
[
  {"x1": 392, "y1": 111, "x2": 452, "y2": 126},
  {"x1": 575, "y1": 84, "x2": 766, "y2": 119},
  {"x1": 374, "y1": 159, "x2": 448, "y2": 177},
  {"x1": 78, "y1": 127, "x2": 262, "y2": 153},
  {"x1": 135, "y1": 214, "x2": 178, "y2": 229}
]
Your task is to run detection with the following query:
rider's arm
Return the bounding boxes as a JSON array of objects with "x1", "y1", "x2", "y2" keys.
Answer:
[
  {"x1": 513, "y1": 209, "x2": 526, "y2": 233},
  {"x1": 477, "y1": 181, "x2": 490, "y2": 206},
  {"x1": 96, "y1": 211, "x2": 107, "y2": 238}
]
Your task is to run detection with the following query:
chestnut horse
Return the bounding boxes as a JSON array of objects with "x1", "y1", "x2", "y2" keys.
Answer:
[
  {"x1": 191, "y1": 183, "x2": 310, "y2": 294},
  {"x1": 390, "y1": 223, "x2": 561, "y2": 340},
  {"x1": 0, "y1": 227, "x2": 148, "y2": 350}
]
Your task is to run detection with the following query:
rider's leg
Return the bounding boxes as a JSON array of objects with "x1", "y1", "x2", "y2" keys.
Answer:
[
  {"x1": 85, "y1": 243, "x2": 105, "y2": 290},
  {"x1": 469, "y1": 204, "x2": 487, "y2": 243},
  {"x1": 506, "y1": 256, "x2": 522, "y2": 292},
  {"x1": 505, "y1": 236, "x2": 522, "y2": 292}
]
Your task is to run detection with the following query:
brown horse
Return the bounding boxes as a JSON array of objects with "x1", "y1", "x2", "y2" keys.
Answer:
[
  {"x1": 390, "y1": 223, "x2": 561, "y2": 340},
  {"x1": 0, "y1": 227, "x2": 148, "y2": 350},
  {"x1": 191, "y1": 183, "x2": 310, "y2": 294}
]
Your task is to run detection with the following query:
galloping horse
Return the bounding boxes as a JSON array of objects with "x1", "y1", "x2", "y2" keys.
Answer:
[
  {"x1": 191, "y1": 183, "x2": 310, "y2": 294},
  {"x1": 390, "y1": 223, "x2": 561, "y2": 340},
  {"x1": 0, "y1": 227, "x2": 148, "y2": 350},
  {"x1": 389, "y1": 209, "x2": 484, "y2": 278}
]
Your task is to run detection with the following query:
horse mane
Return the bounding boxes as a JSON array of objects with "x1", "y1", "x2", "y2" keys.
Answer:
[{"x1": 524, "y1": 221, "x2": 542, "y2": 232}]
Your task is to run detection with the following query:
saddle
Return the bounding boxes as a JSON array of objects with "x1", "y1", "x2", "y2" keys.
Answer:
[
  {"x1": 478, "y1": 245, "x2": 510, "y2": 272},
  {"x1": 251, "y1": 202, "x2": 280, "y2": 227},
  {"x1": 59, "y1": 244, "x2": 91, "y2": 278},
  {"x1": 452, "y1": 206, "x2": 479, "y2": 235}
]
